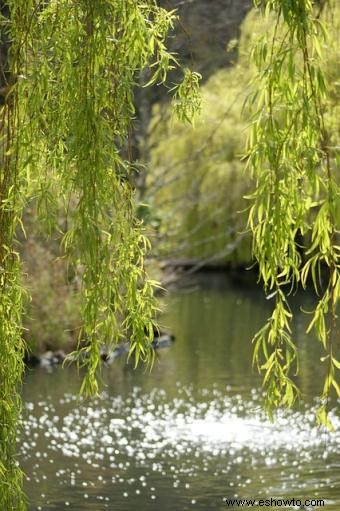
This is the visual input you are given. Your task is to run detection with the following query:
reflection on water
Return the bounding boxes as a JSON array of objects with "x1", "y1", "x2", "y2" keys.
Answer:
[{"x1": 21, "y1": 274, "x2": 340, "y2": 510}]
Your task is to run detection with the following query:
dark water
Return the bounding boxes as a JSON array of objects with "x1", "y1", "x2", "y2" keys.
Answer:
[{"x1": 20, "y1": 273, "x2": 340, "y2": 510}]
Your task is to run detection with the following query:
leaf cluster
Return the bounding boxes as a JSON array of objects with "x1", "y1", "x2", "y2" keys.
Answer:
[{"x1": 245, "y1": 0, "x2": 339, "y2": 426}]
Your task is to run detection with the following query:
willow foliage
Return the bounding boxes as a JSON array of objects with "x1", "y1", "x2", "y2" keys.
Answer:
[
  {"x1": 147, "y1": 0, "x2": 339, "y2": 427},
  {"x1": 0, "y1": 1, "x2": 199, "y2": 507},
  {"x1": 246, "y1": 0, "x2": 339, "y2": 427}
]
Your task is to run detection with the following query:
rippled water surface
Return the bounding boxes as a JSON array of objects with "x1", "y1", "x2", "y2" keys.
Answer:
[{"x1": 21, "y1": 274, "x2": 340, "y2": 510}]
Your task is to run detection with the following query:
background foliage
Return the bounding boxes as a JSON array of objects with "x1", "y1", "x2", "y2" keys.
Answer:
[{"x1": 146, "y1": 6, "x2": 339, "y2": 268}]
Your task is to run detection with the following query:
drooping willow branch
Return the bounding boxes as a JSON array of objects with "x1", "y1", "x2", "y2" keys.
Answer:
[
  {"x1": 246, "y1": 0, "x2": 339, "y2": 427},
  {"x1": 0, "y1": 0, "x2": 200, "y2": 507},
  {"x1": 0, "y1": 2, "x2": 30, "y2": 508}
]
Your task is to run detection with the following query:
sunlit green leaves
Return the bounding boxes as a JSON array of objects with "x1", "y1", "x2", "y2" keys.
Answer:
[
  {"x1": 0, "y1": 0, "x2": 200, "y2": 506},
  {"x1": 0, "y1": 1, "x2": 32, "y2": 507},
  {"x1": 172, "y1": 69, "x2": 202, "y2": 123},
  {"x1": 252, "y1": 291, "x2": 299, "y2": 415},
  {"x1": 10, "y1": 0, "x2": 200, "y2": 393},
  {"x1": 246, "y1": 1, "x2": 339, "y2": 427}
]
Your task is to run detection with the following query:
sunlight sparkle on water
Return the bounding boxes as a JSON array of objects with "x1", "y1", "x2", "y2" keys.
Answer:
[{"x1": 20, "y1": 385, "x2": 339, "y2": 509}]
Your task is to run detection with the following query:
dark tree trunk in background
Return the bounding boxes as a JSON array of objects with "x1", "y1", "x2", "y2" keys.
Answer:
[
  {"x1": 160, "y1": 0, "x2": 252, "y2": 81},
  {"x1": 0, "y1": 1, "x2": 11, "y2": 102}
]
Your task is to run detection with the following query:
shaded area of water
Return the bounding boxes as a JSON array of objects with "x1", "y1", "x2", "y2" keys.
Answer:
[{"x1": 21, "y1": 273, "x2": 340, "y2": 510}]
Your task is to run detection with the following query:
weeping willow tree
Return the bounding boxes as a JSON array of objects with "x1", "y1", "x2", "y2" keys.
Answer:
[
  {"x1": 0, "y1": 1, "x2": 200, "y2": 508},
  {"x1": 0, "y1": 0, "x2": 339, "y2": 507},
  {"x1": 247, "y1": 0, "x2": 339, "y2": 427}
]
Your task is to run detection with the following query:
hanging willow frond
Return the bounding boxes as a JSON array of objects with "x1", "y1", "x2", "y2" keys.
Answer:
[
  {"x1": 0, "y1": 0, "x2": 200, "y2": 506},
  {"x1": 246, "y1": 0, "x2": 339, "y2": 427}
]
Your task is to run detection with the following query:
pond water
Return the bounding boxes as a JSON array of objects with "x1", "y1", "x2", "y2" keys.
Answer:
[{"x1": 20, "y1": 273, "x2": 340, "y2": 510}]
